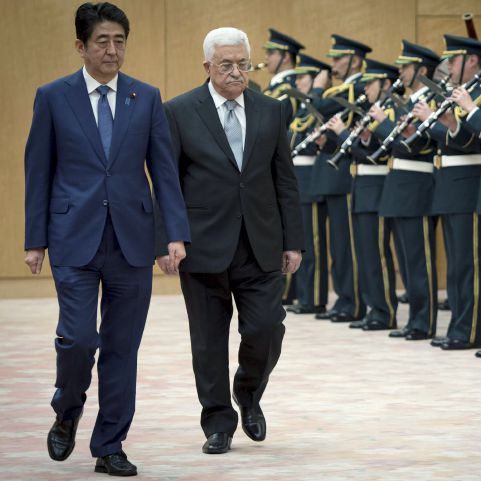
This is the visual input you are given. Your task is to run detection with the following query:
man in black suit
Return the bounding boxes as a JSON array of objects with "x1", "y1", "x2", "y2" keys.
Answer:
[{"x1": 157, "y1": 27, "x2": 304, "y2": 454}]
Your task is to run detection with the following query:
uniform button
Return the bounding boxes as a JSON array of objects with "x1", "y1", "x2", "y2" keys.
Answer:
[
  {"x1": 103, "y1": 200, "x2": 109, "y2": 206},
  {"x1": 240, "y1": 182, "x2": 245, "y2": 188}
]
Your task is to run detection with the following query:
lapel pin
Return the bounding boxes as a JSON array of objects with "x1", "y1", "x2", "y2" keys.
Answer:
[{"x1": 125, "y1": 93, "x2": 136, "y2": 105}]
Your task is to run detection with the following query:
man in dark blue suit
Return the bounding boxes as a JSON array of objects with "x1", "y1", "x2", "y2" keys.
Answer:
[{"x1": 24, "y1": 2, "x2": 190, "y2": 476}]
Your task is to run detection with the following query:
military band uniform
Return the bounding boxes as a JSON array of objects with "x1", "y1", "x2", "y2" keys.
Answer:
[
  {"x1": 428, "y1": 35, "x2": 481, "y2": 349},
  {"x1": 308, "y1": 35, "x2": 371, "y2": 322}
]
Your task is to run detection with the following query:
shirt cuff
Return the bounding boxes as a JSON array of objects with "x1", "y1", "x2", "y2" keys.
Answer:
[{"x1": 467, "y1": 107, "x2": 480, "y2": 121}]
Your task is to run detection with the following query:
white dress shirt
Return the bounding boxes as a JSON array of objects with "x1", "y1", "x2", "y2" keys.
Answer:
[
  {"x1": 208, "y1": 81, "x2": 246, "y2": 148},
  {"x1": 82, "y1": 66, "x2": 118, "y2": 125}
]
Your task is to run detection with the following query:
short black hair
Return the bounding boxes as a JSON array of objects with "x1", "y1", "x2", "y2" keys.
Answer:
[{"x1": 75, "y1": 2, "x2": 130, "y2": 45}]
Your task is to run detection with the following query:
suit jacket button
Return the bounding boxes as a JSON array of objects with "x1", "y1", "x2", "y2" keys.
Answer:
[
  {"x1": 106, "y1": 170, "x2": 111, "y2": 177},
  {"x1": 239, "y1": 182, "x2": 245, "y2": 188},
  {"x1": 236, "y1": 213, "x2": 242, "y2": 219},
  {"x1": 103, "y1": 200, "x2": 109, "y2": 206}
]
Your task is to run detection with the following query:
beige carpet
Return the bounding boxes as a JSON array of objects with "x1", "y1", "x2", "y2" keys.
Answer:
[{"x1": 0, "y1": 293, "x2": 480, "y2": 481}]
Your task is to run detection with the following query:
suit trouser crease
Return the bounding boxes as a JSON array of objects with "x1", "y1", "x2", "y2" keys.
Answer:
[
  {"x1": 51, "y1": 216, "x2": 152, "y2": 457},
  {"x1": 180, "y1": 228, "x2": 285, "y2": 437}
]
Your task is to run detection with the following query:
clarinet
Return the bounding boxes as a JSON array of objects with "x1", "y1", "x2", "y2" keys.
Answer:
[
  {"x1": 291, "y1": 94, "x2": 368, "y2": 158},
  {"x1": 366, "y1": 78, "x2": 450, "y2": 163},
  {"x1": 401, "y1": 71, "x2": 481, "y2": 152},
  {"x1": 327, "y1": 79, "x2": 404, "y2": 169}
]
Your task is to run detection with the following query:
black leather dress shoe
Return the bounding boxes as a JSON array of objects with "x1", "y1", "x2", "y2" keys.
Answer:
[
  {"x1": 47, "y1": 410, "x2": 83, "y2": 461},
  {"x1": 389, "y1": 327, "x2": 410, "y2": 338},
  {"x1": 362, "y1": 320, "x2": 395, "y2": 331},
  {"x1": 286, "y1": 304, "x2": 326, "y2": 315},
  {"x1": 330, "y1": 312, "x2": 356, "y2": 323},
  {"x1": 441, "y1": 339, "x2": 480, "y2": 350},
  {"x1": 475, "y1": 350, "x2": 481, "y2": 358},
  {"x1": 233, "y1": 395, "x2": 266, "y2": 441},
  {"x1": 349, "y1": 318, "x2": 368, "y2": 329},
  {"x1": 95, "y1": 450, "x2": 137, "y2": 476},
  {"x1": 397, "y1": 292, "x2": 409, "y2": 304},
  {"x1": 315, "y1": 309, "x2": 337, "y2": 320},
  {"x1": 437, "y1": 299, "x2": 450, "y2": 311},
  {"x1": 430, "y1": 336, "x2": 449, "y2": 347},
  {"x1": 405, "y1": 329, "x2": 433, "y2": 341},
  {"x1": 202, "y1": 433, "x2": 232, "y2": 454}
]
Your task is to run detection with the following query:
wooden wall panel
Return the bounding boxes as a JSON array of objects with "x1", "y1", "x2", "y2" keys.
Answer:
[
  {"x1": 0, "y1": 0, "x2": 166, "y2": 283},
  {"x1": 6, "y1": 0, "x2": 475, "y2": 296},
  {"x1": 417, "y1": 0, "x2": 481, "y2": 16},
  {"x1": 164, "y1": 0, "x2": 416, "y2": 99}
]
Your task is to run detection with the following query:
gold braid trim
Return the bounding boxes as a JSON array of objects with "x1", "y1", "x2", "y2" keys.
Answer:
[
  {"x1": 290, "y1": 113, "x2": 316, "y2": 133},
  {"x1": 264, "y1": 82, "x2": 293, "y2": 99}
]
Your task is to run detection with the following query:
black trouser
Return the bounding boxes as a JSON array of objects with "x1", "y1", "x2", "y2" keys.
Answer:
[
  {"x1": 443, "y1": 213, "x2": 481, "y2": 343},
  {"x1": 180, "y1": 227, "x2": 285, "y2": 437},
  {"x1": 352, "y1": 214, "x2": 397, "y2": 326},
  {"x1": 393, "y1": 216, "x2": 437, "y2": 336},
  {"x1": 326, "y1": 194, "x2": 366, "y2": 318},
  {"x1": 295, "y1": 201, "x2": 328, "y2": 307}
]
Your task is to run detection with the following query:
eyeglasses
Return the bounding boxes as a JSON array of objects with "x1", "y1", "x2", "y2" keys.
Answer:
[{"x1": 210, "y1": 61, "x2": 252, "y2": 74}]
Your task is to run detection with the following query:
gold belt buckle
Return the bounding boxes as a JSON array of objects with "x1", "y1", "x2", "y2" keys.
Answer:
[
  {"x1": 387, "y1": 157, "x2": 394, "y2": 170},
  {"x1": 434, "y1": 156, "x2": 442, "y2": 169},
  {"x1": 350, "y1": 163, "x2": 358, "y2": 177}
]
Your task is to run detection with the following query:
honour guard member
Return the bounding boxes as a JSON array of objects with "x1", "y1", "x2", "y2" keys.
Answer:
[
  {"x1": 412, "y1": 35, "x2": 481, "y2": 350},
  {"x1": 263, "y1": 28, "x2": 304, "y2": 306},
  {"x1": 369, "y1": 40, "x2": 440, "y2": 341},
  {"x1": 327, "y1": 59, "x2": 400, "y2": 330},
  {"x1": 309, "y1": 34, "x2": 371, "y2": 323},
  {"x1": 449, "y1": 65, "x2": 481, "y2": 357},
  {"x1": 287, "y1": 54, "x2": 332, "y2": 315},
  {"x1": 263, "y1": 28, "x2": 305, "y2": 126}
]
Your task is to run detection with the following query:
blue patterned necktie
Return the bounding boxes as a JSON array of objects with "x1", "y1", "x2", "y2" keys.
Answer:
[
  {"x1": 224, "y1": 100, "x2": 243, "y2": 171},
  {"x1": 96, "y1": 85, "x2": 113, "y2": 160}
]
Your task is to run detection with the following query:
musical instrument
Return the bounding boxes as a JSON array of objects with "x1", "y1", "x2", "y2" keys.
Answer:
[
  {"x1": 366, "y1": 77, "x2": 450, "y2": 163},
  {"x1": 250, "y1": 62, "x2": 266, "y2": 71},
  {"x1": 327, "y1": 79, "x2": 404, "y2": 169},
  {"x1": 401, "y1": 71, "x2": 481, "y2": 152},
  {"x1": 291, "y1": 94, "x2": 368, "y2": 157},
  {"x1": 464, "y1": 13, "x2": 478, "y2": 40}
]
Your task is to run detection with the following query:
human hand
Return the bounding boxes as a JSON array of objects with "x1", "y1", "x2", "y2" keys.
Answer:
[
  {"x1": 411, "y1": 100, "x2": 433, "y2": 122},
  {"x1": 449, "y1": 87, "x2": 476, "y2": 113},
  {"x1": 156, "y1": 241, "x2": 186, "y2": 275},
  {"x1": 282, "y1": 250, "x2": 302, "y2": 274},
  {"x1": 25, "y1": 248, "x2": 45, "y2": 274},
  {"x1": 326, "y1": 115, "x2": 346, "y2": 135},
  {"x1": 368, "y1": 104, "x2": 386, "y2": 123},
  {"x1": 313, "y1": 70, "x2": 332, "y2": 90}
]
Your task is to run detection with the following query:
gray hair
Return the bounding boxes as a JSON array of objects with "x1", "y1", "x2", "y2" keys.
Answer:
[{"x1": 203, "y1": 27, "x2": 251, "y2": 62}]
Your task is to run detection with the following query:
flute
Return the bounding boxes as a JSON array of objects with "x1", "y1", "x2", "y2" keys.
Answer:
[
  {"x1": 291, "y1": 94, "x2": 367, "y2": 157},
  {"x1": 401, "y1": 71, "x2": 481, "y2": 152},
  {"x1": 327, "y1": 79, "x2": 404, "y2": 169},
  {"x1": 367, "y1": 78, "x2": 450, "y2": 163}
]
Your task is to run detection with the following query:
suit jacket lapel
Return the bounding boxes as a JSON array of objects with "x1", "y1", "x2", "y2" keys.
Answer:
[
  {"x1": 108, "y1": 72, "x2": 135, "y2": 168},
  {"x1": 195, "y1": 84, "x2": 239, "y2": 171},
  {"x1": 242, "y1": 89, "x2": 260, "y2": 171},
  {"x1": 64, "y1": 69, "x2": 106, "y2": 165}
]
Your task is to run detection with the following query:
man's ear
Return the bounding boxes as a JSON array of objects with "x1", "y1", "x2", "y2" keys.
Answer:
[
  {"x1": 203, "y1": 61, "x2": 211, "y2": 76},
  {"x1": 75, "y1": 39, "x2": 86, "y2": 58}
]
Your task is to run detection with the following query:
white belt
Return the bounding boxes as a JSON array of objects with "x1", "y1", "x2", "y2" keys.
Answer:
[
  {"x1": 439, "y1": 154, "x2": 481, "y2": 168},
  {"x1": 356, "y1": 165, "x2": 389, "y2": 176},
  {"x1": 392, "y1": 158, "x2": 434, "y2": 173},
  {"x1": 293, "y1": 155, "x2": 316, "y2": 166}
]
